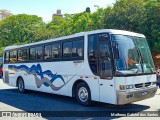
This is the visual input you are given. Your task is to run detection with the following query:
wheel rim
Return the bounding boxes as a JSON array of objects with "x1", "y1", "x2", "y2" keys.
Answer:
[
  {"x1": 78, "y1": 87, "x2": 88, "y2": 102},
  {"x1": 18, "y1": 80, "x2": 23, "y2": 92}
]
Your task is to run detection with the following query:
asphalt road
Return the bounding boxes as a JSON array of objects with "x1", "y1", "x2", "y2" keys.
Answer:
[{"x1": 0, "y1": 79, "x2": 160, "y2": 120}]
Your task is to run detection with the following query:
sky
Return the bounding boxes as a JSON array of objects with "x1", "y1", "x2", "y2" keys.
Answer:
[{"x1": 0, "y1": 0, "x2": 115, "y2": 22}]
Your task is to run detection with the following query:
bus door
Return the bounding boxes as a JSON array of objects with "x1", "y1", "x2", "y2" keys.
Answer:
[{"x1": 98, "y1": 34, "x2": 116, "y2": 104}]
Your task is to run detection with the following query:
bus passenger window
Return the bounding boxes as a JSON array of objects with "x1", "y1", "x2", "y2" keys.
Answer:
[
  {"x1": 52, "y1": 44, "x2": 60, "y2": 59},
  {"x1": 72, "y1": 40, "x2": 84, "y2": 57},
  {"x1": 4, "y1": 51, "x2": 9, "y2": 63},
  {"x1": 18, "y1": 49, "x2": 28, "y2": 61},
  {"x1": 36, "y1": 46, "x2": 43, "y2": 60},
  {"x1": 63, "y1": 42, "x2": 72, "y2": 58},
  {"x1": 44, "y1": 45, "x2": 52, "y2": 59},
  {"x1": 30, "y1": 48, "x2": 36, "y2": 60},
  {"x1": 9, "y1": 50, "x2": 17, "y2": 63}
]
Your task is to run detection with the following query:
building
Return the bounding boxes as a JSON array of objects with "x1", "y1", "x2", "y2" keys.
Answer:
[
  {"x1": 0, "y1": 9, "x2": 13, "y2": 20},
  {"x1": 52, "y1": 9, "x2": 63, "y2": 20}
]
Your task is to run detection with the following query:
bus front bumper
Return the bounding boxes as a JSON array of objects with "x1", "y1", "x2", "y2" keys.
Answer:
[{"x1": 116, "y1": 86, "x2": 158, "y2": 105}]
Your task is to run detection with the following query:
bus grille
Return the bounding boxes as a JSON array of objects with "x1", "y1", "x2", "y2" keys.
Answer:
[
  {"x1": 135, "y1": 83, "x2": 143, "y2": 88},
  {"x1": 145, "y1": 82, "x2": 151, "y2": 87},
  {"x1": 135, "y1": 82, "x2": 151, "y2": 88}
]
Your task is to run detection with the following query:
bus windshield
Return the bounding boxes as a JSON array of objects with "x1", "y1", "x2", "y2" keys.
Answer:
[{"x1": 111, "y1": 35, "x2": 155, "y2": 76}]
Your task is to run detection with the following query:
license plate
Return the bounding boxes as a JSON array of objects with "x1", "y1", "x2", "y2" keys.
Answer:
[{"x1": 141, "y1": 91, "x2": 148, "y2": 96}]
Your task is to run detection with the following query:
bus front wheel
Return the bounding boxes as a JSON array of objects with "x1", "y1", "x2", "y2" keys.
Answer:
[
  {"x1": 76, "y1": 82, "x2": 91, "y2": 106},
  {"x1": 17, "y1": 78, "x2": 26, "y2": 93}
]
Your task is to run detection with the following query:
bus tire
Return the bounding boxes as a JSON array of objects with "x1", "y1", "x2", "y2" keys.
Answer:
[
  {"x1": 76, "y1": 82, "x2": 91, "y2": 106},
  {"x1": 17, "y1": 78, "x2": 26, "y2": 93}
]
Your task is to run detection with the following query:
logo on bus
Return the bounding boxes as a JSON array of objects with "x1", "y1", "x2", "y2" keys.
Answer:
[{"x1": 8, "y1": 64, "x2": 75, "y2": 91}]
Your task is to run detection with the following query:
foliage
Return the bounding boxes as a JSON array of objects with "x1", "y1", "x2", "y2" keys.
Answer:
[
  {"x1": 103, "y1": 0, "x2": 160, "y2": 54},
  {"x1": 0, "y1": 0, "x2": 160, "y2": 57},
  {"x1": 0, "y1": 14, "x2": 52, "y2": 47}
]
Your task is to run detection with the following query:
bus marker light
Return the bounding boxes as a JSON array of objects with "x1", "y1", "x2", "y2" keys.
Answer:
[
  {"x1": 94, "y1": 77, "x2": 97, "y2": 79},
  {"x1": 80, "y1": 76, "x2": 83, "y2": 78}
]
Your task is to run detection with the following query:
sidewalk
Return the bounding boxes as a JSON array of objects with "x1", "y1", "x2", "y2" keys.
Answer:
[{"x1": 0, "y1": 79, "x2": 15, "y2": 89}]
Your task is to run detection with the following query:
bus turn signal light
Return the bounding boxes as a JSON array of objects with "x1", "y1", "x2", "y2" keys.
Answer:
[{"x1": 120, "y1": 85, "x2": 125, "y2": 90}]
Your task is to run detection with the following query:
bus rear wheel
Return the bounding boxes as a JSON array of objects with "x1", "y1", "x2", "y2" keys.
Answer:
[
  {"x1": 17, "y1": 78, "x2": 26, "y2": 93},
  {"x1": 76, "y1": 82, "x2": 91, "y2": 106}
]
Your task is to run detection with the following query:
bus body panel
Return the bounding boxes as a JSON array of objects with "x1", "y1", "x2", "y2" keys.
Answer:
[
  {"x1": 125, "y1": 74, "x2": 156, "y2": 86},
  {"x1": 4, "y1": 60, "x2": 101, "y2": 102},
  {"x1": 99, "y1": 78, "x2": 116, "y2": 104},
  {"x1": 2, "y1": 29, "x2": 157, "y2": 105},
  {"x1": 115, "y1": 74, "x2": 156, "y2": 91},
  {"x1": 114, "y1": 74, "x2": 157, "y2": 104}
]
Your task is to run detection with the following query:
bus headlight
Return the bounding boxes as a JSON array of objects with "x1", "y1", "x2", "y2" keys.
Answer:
[
  {"x1": 119, "y1": 85, "x2": 133, "y2": 90},
  {"x1": 126, "y1": 85, "x2": 134, "y2": 89}
]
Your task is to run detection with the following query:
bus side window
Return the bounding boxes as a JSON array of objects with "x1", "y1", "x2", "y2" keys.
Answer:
[
  {"x1": 30, "y1": 48, "x2": 36, "y2": 60},
  {"x1": 72, "y1": 40, "x2": 84, "y2": 57},
  {"x1": 52, "y1": 43, "x2": 60, "y2": 59},
  {"x1": 99, "y1": 43, "x2": 112, "y2": 79},
  {"x1": 9, "y1": 50, "x2": 17, "y2": 63},
  {"x1": 63, "y1": 42, "x2": 72, "y2": 58},
  {"x1": 36, "y1": 46, "x2": 43, "y2": 60},
  {"x1": 88, "y1": 35, "x2": 98, "y2": 75},
  {"x1": 44, "y1": 45, "x2": 52, "y2": 59},
  {"x1": 18, "y1": 49, "x2": 28, "y2": 61},
  {"x1": 4, "y1": 51, "x2": 9, "y2": 63}
]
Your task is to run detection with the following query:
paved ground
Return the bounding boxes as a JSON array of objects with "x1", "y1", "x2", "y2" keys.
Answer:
[{"x1": 0, "y1": 80, "x2": 159, "y2": 120}]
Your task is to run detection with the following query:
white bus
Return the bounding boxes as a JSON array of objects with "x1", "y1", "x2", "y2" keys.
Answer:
[{"x1": 3, "y1": 29, "x2": 158, "y2": 106}]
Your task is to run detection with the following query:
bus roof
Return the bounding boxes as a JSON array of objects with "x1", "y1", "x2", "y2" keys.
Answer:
[{"x1": 4, "y1": 29, "x2": 145, "y2": 50}]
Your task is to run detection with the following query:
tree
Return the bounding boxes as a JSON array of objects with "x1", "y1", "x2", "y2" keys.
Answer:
[
  {"x1": 104, "y1": 0, "x2": 146, "y2": 31},
  {"x1": 143, "y1": 0, "x2": 160, "y2": 53},
  {"x1": 1, "y1": 0, "x2": 159, "y2": 57},
  {"x1": 47, "y1": 16, "x2": 67, "y2": 37},
  {"x1": 103, "y1": 0, "x2": 160, "y2": 55},
  {"x1": 91, "y1": 8, "x2": 105, "y2": 29},
  {"x1": 0, "y1": 14, "x2": 52, "y2": 46}
]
